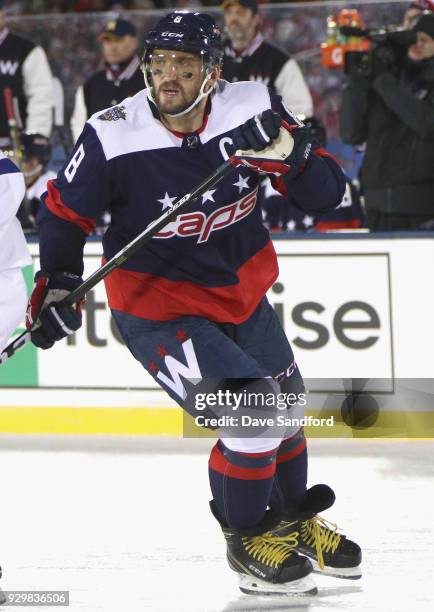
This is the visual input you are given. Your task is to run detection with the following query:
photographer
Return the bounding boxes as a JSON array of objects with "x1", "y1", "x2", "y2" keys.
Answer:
[{"x1": 340, "y1": 13, "x2": 434, "y2": 230}]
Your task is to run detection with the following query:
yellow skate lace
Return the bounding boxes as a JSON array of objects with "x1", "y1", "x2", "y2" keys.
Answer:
[
  {"x1": 242, "y1": 528, "x2": 299, "y2": 569},
  {"x1": 301, "y1": 516, "x2": 342, "y2": 570}
]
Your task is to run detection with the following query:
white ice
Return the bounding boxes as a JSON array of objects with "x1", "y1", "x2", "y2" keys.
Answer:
[{"x1": 0, "y1": 437, "x2": 433, "y2": 612}]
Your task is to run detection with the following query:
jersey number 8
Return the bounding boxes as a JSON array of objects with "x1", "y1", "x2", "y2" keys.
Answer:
[{"x1": 65, "y1": 144, "x2": 85, "y2": 183}]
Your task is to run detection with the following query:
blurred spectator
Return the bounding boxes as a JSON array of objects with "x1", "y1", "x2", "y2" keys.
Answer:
[
  {"x1": 70, "y1": 16, "x2": 142, "y2": 141},
  {"x1": 403, "y1": 0, "x2": 434, "y2": 28},
  {"x1": 340, "y1": 13, "x2": 434, "y2": 231},
  {"x1": 0, "y1": 0, "x2": 54, "y2": 154},
  {"x1": 221, "y1": 0, "x2": 313, "y2": 119}
]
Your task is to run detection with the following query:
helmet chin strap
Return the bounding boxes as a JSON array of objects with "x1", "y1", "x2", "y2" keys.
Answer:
[{"x1": 144, "y1": 64, "x2": 216, "y2": 119}]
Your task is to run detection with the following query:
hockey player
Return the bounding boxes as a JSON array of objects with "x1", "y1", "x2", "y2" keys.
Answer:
[
  {"x1": 0, "y1": 150, "x2": 30, "y2": 352},
  {"x1": 17, "y1": 133, "x2": 55, "y2": 230},
  {"x1": 27, "y1": 12, "x2": 361, "y2": 596}
]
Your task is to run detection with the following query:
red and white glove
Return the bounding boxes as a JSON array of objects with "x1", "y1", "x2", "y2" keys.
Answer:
[
  {"x1": 26, "y1": 271, "x2": 84, "y2": 350},
  {"x1": 231, "y1": 111, "x2": 312, "y2": 180}
]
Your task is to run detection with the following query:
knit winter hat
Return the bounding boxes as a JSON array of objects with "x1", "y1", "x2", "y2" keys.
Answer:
[{"x1": 413, "y1": 12, "x2": 434, "y2": 38}]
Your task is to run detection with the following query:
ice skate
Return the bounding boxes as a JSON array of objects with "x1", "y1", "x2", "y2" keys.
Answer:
[
  {"x1": 294, "y1": 514, "x2": 362, "y2": 579},
  {"x1": 272, "y1": 485, "x2": 362, "y2": 580},
  {"x1": 211, "y1": 500, "x2": 317, "y2": 596}
]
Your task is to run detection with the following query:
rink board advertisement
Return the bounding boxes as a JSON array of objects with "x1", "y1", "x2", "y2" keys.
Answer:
[{"x1": 0, "y1": 236, "x2": 433, "y2": 436}]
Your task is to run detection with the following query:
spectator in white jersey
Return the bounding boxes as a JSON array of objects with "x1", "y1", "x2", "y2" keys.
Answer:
[
  {"x1": 70, "y1": 17, "x2": 143, "y2": 143},
  {"x1": 0, "y1": 0, "x2": 54, "y2": 153}
]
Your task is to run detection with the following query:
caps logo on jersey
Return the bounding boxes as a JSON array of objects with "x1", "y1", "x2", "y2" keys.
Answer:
[{"x1": 154, "y1": 187, "x2": 258, "y2": 244}]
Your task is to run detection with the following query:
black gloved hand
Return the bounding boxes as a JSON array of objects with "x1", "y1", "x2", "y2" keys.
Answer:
[
  {"x1": 232, "y1": 119, "x2": 312, "y2": 180},
  {"x1": 26, "y1": 271, "x2": 84, "y2": 350},
  {"x1": 232, "y1": 109, "x2": 281, "y2": 152}
]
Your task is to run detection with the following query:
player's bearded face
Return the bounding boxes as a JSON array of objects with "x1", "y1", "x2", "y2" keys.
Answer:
[{"x1": 150, "y1": 50, "x2": 205, "y2": 115}]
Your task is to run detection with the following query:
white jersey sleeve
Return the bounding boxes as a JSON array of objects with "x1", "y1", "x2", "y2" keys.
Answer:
[
  {"x1": 52, "y1": 76, "x2": 65, "y2": 127},
  {"x1": 0, "y1": 152, "x2": 31, "y2": 271},
  {"x1": 274, "y1": 58, "x2": 313, "y2": 119},
  {"x1": 22, "y1": 46, "x2": 55, "y2": 137},
  {"x1": 70, "y1": 85, "x2": 87, "y2": 144}
]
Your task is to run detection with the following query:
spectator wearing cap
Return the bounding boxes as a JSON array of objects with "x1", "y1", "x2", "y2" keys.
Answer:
[
  {"x1": 0, "y1": 0, "x2": 54, "y2": 152},
  {"x1": 70, "y1": 17, "x2": 142, "y2": 142},
  {"x1": 221, "y1": 0, "x2": 313, "y2": 119},
  {"x1": 403, "y1": 0, "x2": 434, "y2": 29},
  {"x1": 340, "y1": 13, "x2": 434, "y2": 230}
]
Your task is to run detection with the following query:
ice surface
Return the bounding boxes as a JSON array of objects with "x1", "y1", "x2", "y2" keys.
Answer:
[{"x1": 0, "y1": 437, "x2": 432, "y2": 612}]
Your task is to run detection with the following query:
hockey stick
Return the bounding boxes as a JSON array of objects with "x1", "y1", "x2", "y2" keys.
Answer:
[
  {"x1": 3, "y1": 88, "x2": 23, "y2": 170},
  {"x1": 0, "y1": 157, "x2": 235, "y2": 365}
]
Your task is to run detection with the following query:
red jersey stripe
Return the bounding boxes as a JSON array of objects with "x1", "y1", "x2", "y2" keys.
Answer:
[
  {"x1": 103, "y1": 240, "x2": 279, "y2": 323},
  {"x1": 45, "y1": 180, "x2": 96, "y2": 235}
]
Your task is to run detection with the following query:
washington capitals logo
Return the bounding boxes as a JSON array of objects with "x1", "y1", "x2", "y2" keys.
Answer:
[{"x1": 98, "y1": 105, "x2": 126, "y2": 122}]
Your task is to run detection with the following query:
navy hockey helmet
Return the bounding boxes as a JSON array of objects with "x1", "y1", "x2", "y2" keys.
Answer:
[{"x1": 143, "y1": 12, "x2": 223, "y2": 65}]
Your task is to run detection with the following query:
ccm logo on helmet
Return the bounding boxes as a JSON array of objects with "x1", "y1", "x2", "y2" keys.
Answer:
[
  {"x1": 154, "y1": 188, "x2": 258, "y2": 243},
  {"x1": 161, "y1": 32, "x2": 184, "y2": 38}
]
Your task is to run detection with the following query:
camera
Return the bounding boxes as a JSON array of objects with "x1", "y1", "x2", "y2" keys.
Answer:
[{"x1": 342, "y1": 25, "x2": 417, "y2": 77}]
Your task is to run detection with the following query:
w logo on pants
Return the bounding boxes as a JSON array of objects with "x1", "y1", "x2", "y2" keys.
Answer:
[{"x1": 157, "y1": 339, "x2": 203, "y2": 399}]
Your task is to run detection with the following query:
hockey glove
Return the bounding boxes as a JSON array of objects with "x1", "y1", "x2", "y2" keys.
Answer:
[
  {"x1": 26, "y1": 271, "x2": 84, "y2": 350},
  {"x1": 232, "y1": 109, "x2": 281, "y2": 152},
  {"x1": 232, "y1": 115, "x2": 312, "y2": 180}
]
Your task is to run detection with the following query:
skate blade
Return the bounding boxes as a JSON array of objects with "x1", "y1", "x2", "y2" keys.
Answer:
[
  {"x1": 239, "y1": 573, "x2": 318, "y2": 596},
  {"x1": 311, "y1": 559, "x2": 362, "y2": 579}
]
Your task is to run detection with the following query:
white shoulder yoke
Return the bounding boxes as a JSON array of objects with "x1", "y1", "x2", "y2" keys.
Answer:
[
  {"x1": 87, "y1": 90, "x2": 181, "y2": 161},
  {"x1": 87, "y1": 81, "x2": 273, "y2": 159},
  {"x1": 202, "y1": 80, "x2": 272, "y2": 144}
]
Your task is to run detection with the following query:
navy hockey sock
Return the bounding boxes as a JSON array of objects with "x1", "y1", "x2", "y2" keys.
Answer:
[
  {"x1": 208, "y1": 440, "x2": 278, "y2": 530},
  {"x1": 269, "y1": 429, "x2": 308, "y2": 511}
]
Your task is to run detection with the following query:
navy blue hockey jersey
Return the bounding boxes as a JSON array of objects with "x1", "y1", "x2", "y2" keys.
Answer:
[{"x1": 38, "y1": 80, "x2": 344, "y2": 323}]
